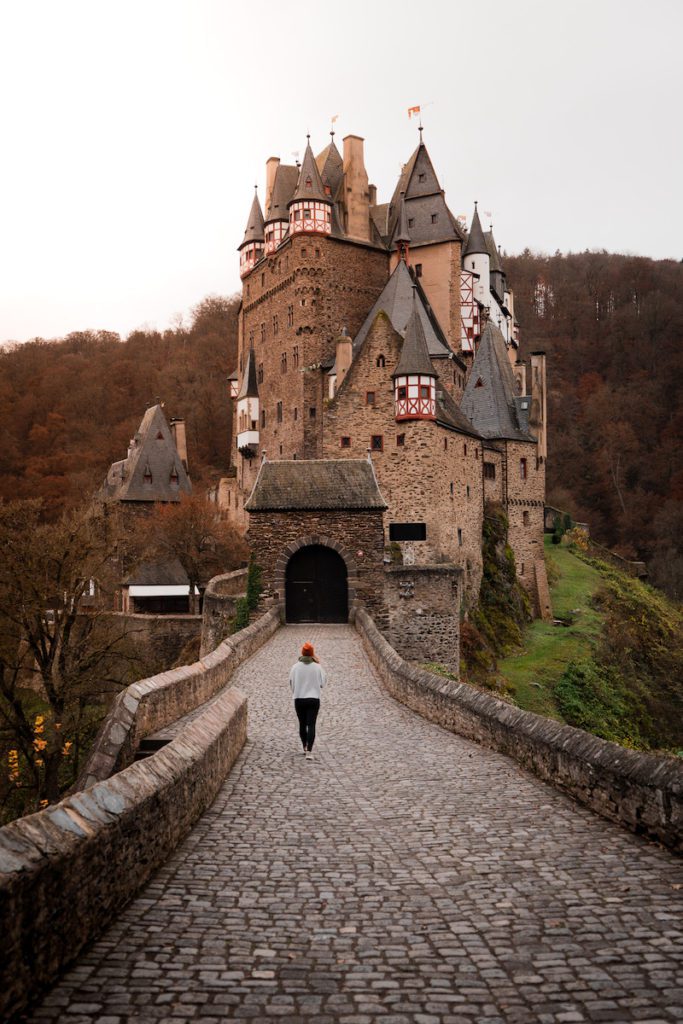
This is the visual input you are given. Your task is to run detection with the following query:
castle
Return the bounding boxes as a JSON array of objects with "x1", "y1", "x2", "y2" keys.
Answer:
[{"x1": 216, "y1": 128, "x2": 550, "y2": 662}]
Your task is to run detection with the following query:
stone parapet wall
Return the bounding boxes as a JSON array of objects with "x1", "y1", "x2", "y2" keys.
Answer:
[
  {"x1": 0, "y1": 686, "x2": 247, "y2": 1021},
  {"x1": 356, "y1": 608, "x2": 682, "y2": 852},
  {"x1": 384, "y1": 564, "x2": 461, "y2": 673},
  {"x1": 200, "y1": 568, "x2": 249, "y2": 656},
  {"x1": 77, "y1": 606, "x2": 281, "y2": 789}
]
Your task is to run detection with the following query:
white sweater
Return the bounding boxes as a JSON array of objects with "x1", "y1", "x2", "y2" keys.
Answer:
[{"x1": 289, "y1": 659, "x2": 326, "y2": 700}]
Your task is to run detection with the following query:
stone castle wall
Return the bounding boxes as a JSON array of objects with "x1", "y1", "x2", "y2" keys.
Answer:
[{"x1": 384, "y1": 564, "x2": 462, "y2": 673}]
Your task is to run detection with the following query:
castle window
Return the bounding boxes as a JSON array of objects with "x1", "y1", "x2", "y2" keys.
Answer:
[
  {"x1": 450, "y1": 482, "x2": 454, "y2": 495},
  {"x1": 466, "y1": 485, "x2": 470, "y2": 498},
  {"x1": 484, "y1": 462, "x2": 496, "y2": 480},
  {"x1": 475, "y1": 449, "x2": 479, "y2": 459},
  {"x1": 464, "y1": 443, "x2": 467, "y2": 455},
  {"x1": 277, "y1": 402, "x2": 283, "y2": 423},
  {"x1": 305, "y1": 178, "x2": 312, "y2": 189},
  {"x1": 523, "y1": 510, "x2": 530, "y2": 525},
  {"x1": 418, "y1": 173, "x2": 426, "y2": 183},
  {"x1": 294, "y1": 407, "x2": 298, "y2": 420},
  {"x1": 303, "y1": 209, "x2": 310, "y2": 218},
  {"x1": 415, "y1": 263, "x2": 423, "y2": 277},
  {"x1": 420, "y1": 384, "x2": 430, "y2": 399},
  {"x1": 408, "y1": 218, "x2": 414, "y2": 228},
  {"x1": 300, "y1": 299, "x2": 306, "y2": 307},
  {"x1": 444, "y1": 438, "x2": 448, "y2": 450},
  {"x1": 261, "y1": 322, "x2": 266, "y2": 342},
  {"x1": 281, "y1": 352, "x2": 287, "y2": 373},
  {"x1": 521, "y1": 563, "x2": 525, "y2": 576},
  {"x1": 396, "y1": 434, "x2": 405, "y2": 446},
  {"x1": 376, "y1": 354, "x2": 386, "y2": 368},
  {"x1": 279, "y1": 444, "x2": 283, "y2": 455},
  {"x1": 326, "y1": 211, "x2": 331, "y2": 223},
  {"x1": 258, "y1": 362, "x2": 264, "y2": 383},
  {"x1": 261, "y1": 410, "x2": 266, "y2": 428},
  {"x1": 371, "y1": 435, "x2": 383, "y2": 451},
  {"x1": 261, "y1": 273, "x2": 265, "y2": 286},
  {"x1": 293, "y1": 345, "x2": 299, "y2": 368},
  {"x1": 301, "y1": 247, "x2": 307, "y2": 257},
  {"x1": 340, "y1": 436, "x2": 351, "y2": 448},
  {"x1": 520, "y1": 458, "x2": 528, "y2": 480},
  {"x1": 397, "y1": 385, "x2": 407, "y2": 399},
  {"x1": 458, "y1": 528, "x2": 463, "y2": 546},
  {"x1": 170, "y1": 468, "x2": 179, "y2": 486},
  {"x1": 294, "y1": 210, "x2": 301, "y2": 222},
  {"x1": 156, "y1": 431, "x2": 164, "y2": 440},
  {"x1": 366, "y1": 391, "x2": 375, "y2": 406},
  {"x1": 315, "y1": 248, "x2": 320, "y2": 258},
  {"x1": 431, "y1": 213, "x2": 438, "y2": 223},
  {"x1": 143, "y1": 466, "x2": 152, "y2": 484},
  {"x1": 249, "y1": 328, "x2": 254, "y2": 345},
  {"x1": 288, "y1": 304, "x2": 294, "y2": 327},
  {"x1": 273, "y1": 314, "x2": 279, "y2": 334},
  {"x1": 309, "y1": 406, "x2": 316, "y2": 418},
  {"x1": 389, "y1": 522, "x2": 426, "y2": 541}
]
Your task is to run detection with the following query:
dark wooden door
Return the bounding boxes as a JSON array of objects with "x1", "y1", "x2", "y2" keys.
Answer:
[{"x1": 286, "y1": 545, "x2": 348, "y2": 623}]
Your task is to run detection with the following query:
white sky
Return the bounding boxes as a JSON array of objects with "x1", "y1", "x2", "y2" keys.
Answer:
[{"x1": 1, "y1": 0, "x2": 681, "y2": 343}]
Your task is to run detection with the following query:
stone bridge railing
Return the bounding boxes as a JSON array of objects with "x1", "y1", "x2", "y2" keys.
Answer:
[
  {"x1": 0, "y1": 606, "x2": 281, "y2": 1021},
  {"x1": 355, "y1": 608, "x2": 682, "y2": 853}
]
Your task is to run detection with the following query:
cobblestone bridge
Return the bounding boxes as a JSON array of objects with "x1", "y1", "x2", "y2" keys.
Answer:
[{"x1": 28, "y1": 626, "x2": 682, "y2": 1024}]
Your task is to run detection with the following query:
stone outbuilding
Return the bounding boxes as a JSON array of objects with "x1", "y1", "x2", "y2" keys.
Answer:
[{"x1": 245, "y1": 457, "x2": 387, "y2": 624}]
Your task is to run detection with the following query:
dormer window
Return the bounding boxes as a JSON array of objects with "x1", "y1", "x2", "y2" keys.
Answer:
[
  {"x1": 156, "y1": 431, "x2": 164, "y2": 440},
  {"x1": 408, "y1": 218, "x2": 414, "y2": 228},
  {"x1": 143, "y1": 466, "x2": 152, "y2": 485},
  {"x1": 431, "y1": 213, "x2": 438, "y2": 224},
  {"x1": 418, "y1": 173, "x2": 426, "y2": 183},
  {"x1": 305, "y1": 177, "x2": 312, "y2": 188},
  {"x1": 170, "y1": 468, "x2": 179, "y2": 486}
]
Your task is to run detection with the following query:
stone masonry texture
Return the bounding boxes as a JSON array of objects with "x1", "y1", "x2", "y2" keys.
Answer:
[{"x1": 24, "y1": 624, "x2": 682, "y2": 1024}]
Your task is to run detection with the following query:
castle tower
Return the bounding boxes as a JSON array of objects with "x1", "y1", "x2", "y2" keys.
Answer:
[
  {"x1": 288, "y1": 137, "x2": 333, "y2": 236},
  {"x1": 235, "y1": 348, "x2": 260, "y2": 458},
  {"x1": 264, "y1": 163, "x2": 298, "y2": 255},
  {"x1": 392, "y1": 290, "x2": 438, "y2": 421},
  {"x1": 238, "y1": 189, "x2": 265, "y2": 279},
  {"x1": 462, "y1": 203, "x2": 490, "y2": 307}
]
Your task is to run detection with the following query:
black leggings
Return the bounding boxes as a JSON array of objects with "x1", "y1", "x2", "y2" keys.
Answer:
[{"x1": 294, "y1": 698, "x2": 320, "y2": 751}]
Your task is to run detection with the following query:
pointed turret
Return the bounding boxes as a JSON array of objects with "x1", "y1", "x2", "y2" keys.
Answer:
[
  {"x1": 392, "y1": 192, "x2": 411, "y2": 263},
  {"x1": 238, "y1": 189, "x2": 265, "y2": 278},
  {"x1": 461, "y1": 322, "x2": 532, "y2": 441},
  {"x1": 462, "y1": 203, "x2": 488, "y2": 257},
  {"x1": 317, "y1": 134, "x2": 344, "y2": 198},
  {"x1": 392, "y1": 289, "x2": 438, "y2": 422},
  {"x1": 236, "y1": 348, "x2": 260, "y2": 458},
  {"x1": 288, "y1": 137, "x2": 333, "y2": 237},
  {"x1": 264, "y1": 164, "x2": 298, "y2": 253}
]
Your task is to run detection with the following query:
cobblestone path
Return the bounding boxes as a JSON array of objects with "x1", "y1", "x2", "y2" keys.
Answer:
[{"x1": 28, "y1": 625, "x2": 682, "y2": 1024}]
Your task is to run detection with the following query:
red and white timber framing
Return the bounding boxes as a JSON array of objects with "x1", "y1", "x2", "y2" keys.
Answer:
[
  {"x1": 289, "y1": 201, "x2": 332, "y2": 236},
  {"x1": 394, "y1": 374, "x2": 437, "y2": 421},
  {"x1": 460, "y1": 268, "x2": 478, "y2": 352},
  {"x1": 265, "y1": 220, "x2": 288, "y2": 254},
  {"x1": 240, "y1": 242, "x2": 264, "y2": 279}
]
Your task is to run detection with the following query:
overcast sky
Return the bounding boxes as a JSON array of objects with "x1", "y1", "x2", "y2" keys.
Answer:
[{"x1": 1, "y1": 0, "x2": 681, "y2": 344}]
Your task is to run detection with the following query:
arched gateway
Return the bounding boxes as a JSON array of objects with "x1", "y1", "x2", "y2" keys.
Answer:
[{"x1": 286, "y1": 544, "x2": 348, "y2": 623}]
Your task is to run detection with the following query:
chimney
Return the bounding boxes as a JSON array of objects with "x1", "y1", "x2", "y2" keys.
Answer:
[
  {"x1": 170, "y1": 417, "x2": 189, "y2": 471},
  {"x1": 265, "y1": 157, "x2": 280, "y2": 210},
  {"x1": 513, "y1": 360, "x2": 526, "y2": 395},
  {"x1": 342, "y1": 135, "x2": 370, "y2": 242},
  {"x1": 529, "y1": 353, "x2": 547, "y2": 459},
  {"x1": 368, "y1": 183, "x2": 377, "y2": 206},
  {"x1": 335, "y1": 327, "x2": 353, "y2": 385}
]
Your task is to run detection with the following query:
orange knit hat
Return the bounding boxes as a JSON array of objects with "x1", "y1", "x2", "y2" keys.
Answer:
[{"x1": 301, "y1": 642, "x2": 315, "y2": 657}]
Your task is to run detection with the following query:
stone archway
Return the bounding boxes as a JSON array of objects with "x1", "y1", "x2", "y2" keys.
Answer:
[{"x1": 274, "y1": 535, "x2": 359, "y2": 624}]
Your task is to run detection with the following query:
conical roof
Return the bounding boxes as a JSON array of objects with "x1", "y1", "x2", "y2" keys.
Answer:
[
  {"x1": 239, "y1": 191, "x2": 265, "y2": 249},
  {"x1": 485, "y1": 230, "x2": 504, "y2": 274},
  {"x1": 392, "y1": 192, "x2": 411, "y2": 247},
  {"x1": 316, "y1": 136, "x2": 343, "y2": 198},
  {"x1": 387, "y1": 138, "x2": 463, "y2": 247},
  {"x1": 392, "y1": 290, "x2": 438, "y2": 378},
  {"x1": 265, "y1": 164, "x2": 299, "y2": 224},
  {"x1": 237, "y1": 348, "x2": 259, "y2": 401},
  {"x1": 460, "y1": 322, "x2": 533, "y2": 441},
  {"x1": 462, "y1": 204, "x2": 488, "y2": 257},
  {"x1": 289, "y1": 139, "x2": 330, "y2": 205}
]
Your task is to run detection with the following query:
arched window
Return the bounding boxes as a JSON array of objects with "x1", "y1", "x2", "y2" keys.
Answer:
[{"x1": 376, "y1": 354, "x2": 386, "y2": 368}]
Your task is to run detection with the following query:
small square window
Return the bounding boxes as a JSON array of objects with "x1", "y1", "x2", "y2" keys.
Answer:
[
  {"x1": 397, "y1": 385, "x2": 407, "y2": 400},
  {"x1": 431, "y1": 213, "x2": 438, "y2": 224},
  {"x1": 371, "y1": 435, "x2": 383, "y2": 451},
  {"x1": 418, "y1": 173, "x2": 426, "y2": 183},
  {"x1": 408, "y1": 217, "x2": 414, "y2": 228},
  {"x1": 366, "y1": 391, "x2": 376, "y2": 406},
  {"x1": 309, "y1": 407, "x2": 316, "y2": 418},
  {"x1": 523, "y1": 510, "x2": 530, "y2": 526},
  {"x1": 340, "y1": 436, "x2": 351, "y2": 448},
  {"x1": 396, "y1": 434, "x2": 405, "y2": 446},
  {"x1": 415, "y1": 263, "x2": 423, "y2": 277}
]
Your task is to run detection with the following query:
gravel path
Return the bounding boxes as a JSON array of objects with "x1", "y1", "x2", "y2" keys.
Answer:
[{"x1": 27, "y1": 624, "x2": 682, "y2": 1024}]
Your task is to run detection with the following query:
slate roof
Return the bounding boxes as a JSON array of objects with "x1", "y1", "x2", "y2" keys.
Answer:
[
  {"x1": 245, "y1": 459, "x2": 387, "y2": 511},
  {"x1": 290, "y1": 140, "x2": 330, "y2": 205},
  {"x1": 485, "y1": 230, "x2": 504, "y2": 274},
  {"x1": 392, "y1": 291, "x2": 437, "y2": 378},
  {"x1": 462, "y1": 204, "x2": 488, "y2": 257},
  {"x1": 240, "y1": 191, "x2": 265, "y2": 248},
  {"x1": 100, "y1": 405, "x2": 192, "y2": 503},
  {"x1": 316, "y1": 137, "x2": 344, "y2": 198},
  {"x1": 123, "y1": 559, "x2": 190, "y2": 587},
  {"x1": 392, "y1": 192, "x2": 411, "y2": 246},
  {"x1": 352, "y1": 259, "x2": 452, "y2": 359},
  {"x1": 386, "y1": 141, "x2": 464, "y2": 247},
  {"x1": 265, "y1": 164, "x2": 298, "y2": 223},
  {"x1": 460, "y1": 323, "x2": 534, "y2": 441},
  {"x1": 435, "y1": 386, "x2": 482, "y2": 440},
  {"x1": 237, "y1": 348, "x2": 259, "y2": 400}
]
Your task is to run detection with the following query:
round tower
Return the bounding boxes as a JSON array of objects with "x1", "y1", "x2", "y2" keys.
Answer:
[
  {"x1": 462, "y1": 202, "x2": 490, "y2": 305},
  {"x1": 392, "y1": 289, "x2": 438, "y2": 422},
  {"x1": 288, "y1": 136, "x2": 332, "y2": 237},
  {"x1": 238, "y1": 188, "x2": 265, "y2": 279}
]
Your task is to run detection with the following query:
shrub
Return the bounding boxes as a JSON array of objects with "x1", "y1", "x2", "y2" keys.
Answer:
[
  {"x1": 245, "y1": 556, "x2": 263, "y2": 611},
  {"x1": 232, "y1": 597, "x2": 250, "y2": 633}
]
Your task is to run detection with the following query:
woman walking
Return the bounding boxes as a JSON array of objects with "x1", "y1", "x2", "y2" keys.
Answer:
[{"x1": 289, "y1": 642, "x2": 325, "y2": 761}]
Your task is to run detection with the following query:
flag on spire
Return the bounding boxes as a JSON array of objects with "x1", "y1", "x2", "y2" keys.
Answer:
[{"x1": 407, "y1": 105, "x2": 421, "y2": 119}]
